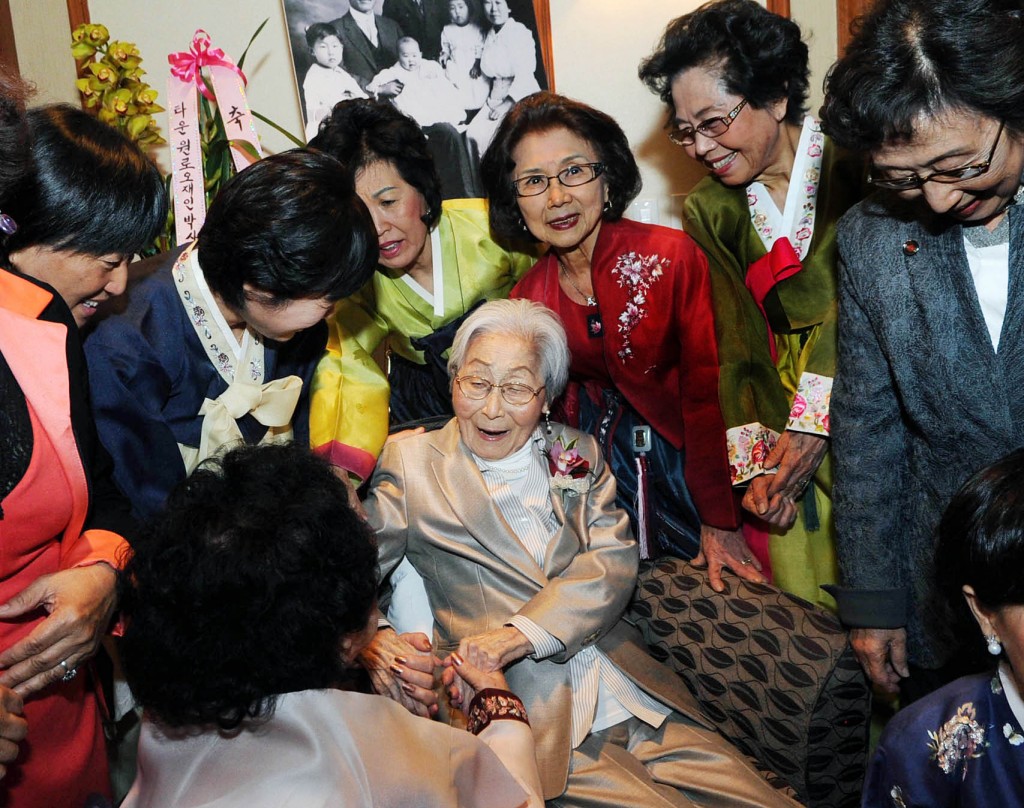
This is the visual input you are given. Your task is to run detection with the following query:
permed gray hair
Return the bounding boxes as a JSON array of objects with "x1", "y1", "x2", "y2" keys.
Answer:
[{"x1": 447, "y1": 298, "x2": 570, "y2": 404}]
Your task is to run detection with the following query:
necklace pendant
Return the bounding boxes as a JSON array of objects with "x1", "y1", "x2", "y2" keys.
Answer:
[{"x1": 586, "y1": 296, "x2": 597, "y2": 307}]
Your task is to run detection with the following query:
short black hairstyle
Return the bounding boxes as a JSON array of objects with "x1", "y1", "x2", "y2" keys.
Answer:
[
  {"x1": 821, "y1": 0, "x2": 1024, "y2": 152},
  {"x1": 480, "y1": 92, "x2": 642, "y2": 244},
  {"x1": 305, "y1": 22, "x2": 340, "y2": 49},
  {"x1": 308, "y1": 98, "x2": 442, "y2": 228},
  {"x1": 4, "y1": 104, "x2": 166, "y2": 260},
  {"x1": 119, "y1": 443, "x2": 380, "y2": 731},
  {"x1": 197, "y1": 149, "x2": 378, "y2": 311},
  {"x1": 936, "y1": 448, "x2": 1024, "y2": 616},
  {"x1": 638, "y1": 0, "x2": 809, "y2": 126}
]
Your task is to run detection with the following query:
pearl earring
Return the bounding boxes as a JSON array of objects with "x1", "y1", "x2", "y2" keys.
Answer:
[
  {"x1": 987, "y1": 635, "x2": 1003, "y2": 656},
  {"x1": 544, "y1": 410, "x2": 552, "y2": 435}
]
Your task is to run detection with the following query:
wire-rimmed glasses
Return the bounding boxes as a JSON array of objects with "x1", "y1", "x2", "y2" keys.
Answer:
[
  {"x1": 868, "y1": 121, "x2": 1005, "y2": 191},
  {"x1": 512, "y1": 162, "x2": 605, "y2": 198},
  {"x1": 668, "y1": 99, "x2": 748, "y2": 147},
  {"x1": 455, "y1": 375, "x2": 545, "y2": 406}
]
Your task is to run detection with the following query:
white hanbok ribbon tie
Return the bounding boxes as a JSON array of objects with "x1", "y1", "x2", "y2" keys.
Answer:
[{"x1": 188, "y1": 375, "x2": 302, "y2": 473}]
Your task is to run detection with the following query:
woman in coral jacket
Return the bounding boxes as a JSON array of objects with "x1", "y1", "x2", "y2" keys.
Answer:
[{"x1": 0, "y1": 265, "x2": 134, "y2": 807}]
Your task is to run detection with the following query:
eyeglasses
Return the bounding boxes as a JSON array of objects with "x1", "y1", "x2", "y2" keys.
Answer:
[
  {"x1": 868, "y1": 121, "x2": 1005, "y2": 191},
  {"x1": 512, "y1": 162, "x2": 605, "y2": 198},
  {"x1": 455, "y1": 375, "x2": 545, "y2": 406},
  {"x1": 669, "y1": 99, "x2": 748, "y2": 147}
]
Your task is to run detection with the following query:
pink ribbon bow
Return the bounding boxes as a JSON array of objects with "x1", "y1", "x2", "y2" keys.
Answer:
[{"x1": 168, "y1": 30, "x2": 244, "y2": 101}]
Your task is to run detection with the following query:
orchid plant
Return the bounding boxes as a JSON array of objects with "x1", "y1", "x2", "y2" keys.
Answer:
[
  {"x1": 69, "y1": 21, "x2": 301, "y2": 255},
  {"x1": 71, "y1": 24, "x2": 165, "y2": 146}
]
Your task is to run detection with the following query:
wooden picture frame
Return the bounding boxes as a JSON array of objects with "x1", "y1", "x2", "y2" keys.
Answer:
[
  {"x1": 532, "y1": 0, "x2": 553, "y2": 90},
  {"x1": 767, "y1": 0, "x2": 877, "y2": 55},
  {"x1": 0, "y1": 0, "x2": 18, "y2": 73},
  {"x1": 836, "y1": 0, "x2": 875, "y2": 54}
]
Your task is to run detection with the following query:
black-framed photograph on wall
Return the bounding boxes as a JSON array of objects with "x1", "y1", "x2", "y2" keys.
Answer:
[{"x1": 281, "y1": 0, "x2": 553, "y2": 199}]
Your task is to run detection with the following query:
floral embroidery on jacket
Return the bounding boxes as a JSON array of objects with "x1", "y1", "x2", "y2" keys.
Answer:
[
  {"x1": 726, "y1": 422, "x2": 780, "y2": 485},
  {"x1": 610, "y1": 251, "x2": 669, "y2": 361},
  {"x1": 787, "y1": 372, "x2": 833, "y2": 435},
  {"x1": 746, "y1": 117, "x2": 824, "y2": 261},
  {"x1": 928, "y1": 702, "x2": 987, "y2": 779}
]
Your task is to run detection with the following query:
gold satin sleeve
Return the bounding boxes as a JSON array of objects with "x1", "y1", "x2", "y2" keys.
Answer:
[{"x1": 309, "y1": 287, "x2": 391, "y2": 482}]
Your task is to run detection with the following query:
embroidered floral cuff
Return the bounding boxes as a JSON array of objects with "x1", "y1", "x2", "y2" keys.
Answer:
[
  {"x1": 727, "y1": 422, "x2": 780, "y2": 485},
  {"x1": 787, "y1": 372, "x2": 833, "y2": 435},
  {"x1": 466, "y1": 688, "x2": 530, "y2": 736}
]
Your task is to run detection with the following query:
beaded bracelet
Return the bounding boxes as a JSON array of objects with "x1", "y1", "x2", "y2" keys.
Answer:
[{"x1": 466, "y1": 688, "x2": 531, "y2": 736}]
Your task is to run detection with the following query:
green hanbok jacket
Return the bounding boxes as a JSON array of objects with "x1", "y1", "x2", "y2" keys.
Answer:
[{"x1": 684, "y1": 139, "x2": 864, "y2": 486}]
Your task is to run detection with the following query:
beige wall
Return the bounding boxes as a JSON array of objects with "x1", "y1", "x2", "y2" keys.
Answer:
[
  {"x1": 792, "y1": 0, "x2": 838, "y2": 116},
  {"x1": 9, "y1": 0, "x2": 79, "y2": 105},
  {"x1": 549, "y1": 0, "x2": 707, "y2": 227},
  {"x1": 13, "y1": 0, "x2": 839, "y2": 224}
]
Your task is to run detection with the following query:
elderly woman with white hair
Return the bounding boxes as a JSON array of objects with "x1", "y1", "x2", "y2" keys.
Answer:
[{"x1": 362, "y1": 298, "x2": 795, "y2": 807}]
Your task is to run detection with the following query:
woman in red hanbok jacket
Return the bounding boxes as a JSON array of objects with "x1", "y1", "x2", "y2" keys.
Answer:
[{"x1": 482, "y1": 92, "x2": 759, "y2": 592}]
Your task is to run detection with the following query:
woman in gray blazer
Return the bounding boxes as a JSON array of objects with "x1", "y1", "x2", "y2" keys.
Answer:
[{"x1": 820, "y1": 0, "x2": 1024, "y2": 702}]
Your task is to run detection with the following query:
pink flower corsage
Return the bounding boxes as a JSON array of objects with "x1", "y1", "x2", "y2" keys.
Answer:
[{"x1": 548, "y1": 437, "x2": 592, "y2": 495}]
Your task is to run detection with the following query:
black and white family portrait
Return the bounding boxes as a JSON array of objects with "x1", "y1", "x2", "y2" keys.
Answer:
[{"x1": 283, "y1": 0, "x2": 551, "y2": 198}]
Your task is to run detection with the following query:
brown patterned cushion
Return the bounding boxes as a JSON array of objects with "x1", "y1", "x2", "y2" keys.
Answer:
[{"x1": 630, "y1": 558, "x2": 870, "y2": 808}]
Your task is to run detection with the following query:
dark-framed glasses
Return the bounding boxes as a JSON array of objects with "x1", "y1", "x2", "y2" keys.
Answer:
[
  {"x1": 868, "y1": 121, "x2": 1005, "y2": 191},
  {"x1": 669, "y1": 98, "x2": 748, "y2": 147},
  {"x1": 512, "y1": 162, "x2": 605, "y2": 198},
  {"x1": 455, "y1": 375, "x2": 545, "y2": 406}
]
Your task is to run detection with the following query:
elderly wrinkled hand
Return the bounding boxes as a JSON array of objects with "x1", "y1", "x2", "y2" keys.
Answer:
[
  {"x1": 359, "y1": 628, "x2": 440, "y2": 718},
  {"x1": 764, "y1": 431, "x2": 828, "y2": 499},
  {"x1": 457, "y1": 626, "x2": 534, "y2": 674},
  {"x1": 441, "y1": 651, "x2": 512, "y2": 711},
  {"x1": 851, "y1": 627, "x2": 909, "y2": 694},
  {"x1": 742, "y1": 475, "x2": 799, "y2": 529},
  {"x1": 742, "y1": 431, "x2": 828, "y2": 528},
  {"x1": 693, "y1": 524, "x2": 766, "y2": 593},
  {"x1": 0, "y1": 564, "x2": 117, "y2": 697}
]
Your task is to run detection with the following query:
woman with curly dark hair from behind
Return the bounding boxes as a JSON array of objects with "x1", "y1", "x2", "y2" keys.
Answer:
[
  {"x1": 638, "y1": 0, "x2": 866, "y2": 608},
  {"x1": 118, "y1": 443, "x2": 542, "y2": 807}
]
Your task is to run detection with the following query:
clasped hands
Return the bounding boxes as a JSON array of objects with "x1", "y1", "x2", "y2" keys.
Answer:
[
  {"x1": 360, "y1": 625, "x2": 533, "y2": 717},
  {"x1": 742, "y1": 431, "x2": 828, "y2": 529}
]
